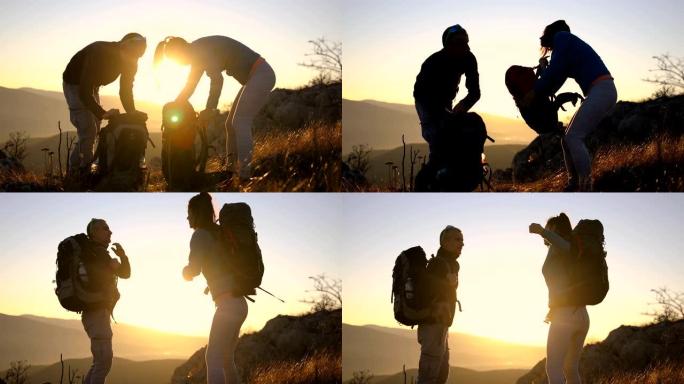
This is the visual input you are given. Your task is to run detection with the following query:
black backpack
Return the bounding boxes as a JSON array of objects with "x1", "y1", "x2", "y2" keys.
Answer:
[
  {"x1": 93, "y1": 112, "x2": 149, "y2": 191},
  {"x1": 415, "y1": 112, "x2": 490, "y2": 192},
  {"x1": 54, "y1": 234, "x2": 109, "y2": 312},
  {"x1": 566, "y1": 219, "x2": 609, "y2": 305},
  {"x1": 392, "y1": 246, "x2": 433, "y2": 326},
  {"x1": 218, "y1": 203, "x2": 264, "y2": 298},
  {"x1": 505, "y1": 65, "x2": 583, "y2": 135},
  {"x1": 162, "y1": 101, "x2": 203, "y2": 191}
]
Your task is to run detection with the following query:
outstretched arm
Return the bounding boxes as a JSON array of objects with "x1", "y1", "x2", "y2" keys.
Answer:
[
  {"x1": 119, "y1": 61, "x2": 137, "y2": 113},
  {"x1": 529, "y1": 223, "x2": 570, "y2": 252}
]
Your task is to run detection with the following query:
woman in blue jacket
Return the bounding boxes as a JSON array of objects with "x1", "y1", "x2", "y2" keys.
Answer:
[{"x1": 524, "y1": 20, "x2": 617, "y2": 191}]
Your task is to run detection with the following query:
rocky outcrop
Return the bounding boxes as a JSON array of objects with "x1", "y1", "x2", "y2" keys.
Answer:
[
  {"x1": 170, "y1": 308, "x2": 341, "y2": 384},
  {"x1": 513, "y1": 94, "x2": 684, "y2": 183},
  {"x1": 516, "y1": 319, "x2": 684, "y2": 384}
]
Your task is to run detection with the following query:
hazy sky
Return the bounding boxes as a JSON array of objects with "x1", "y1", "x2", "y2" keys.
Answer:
[
  {"x1": 0, "y1": 0, "x2": 341, "y2": 110},
  {"x1": 341, "y1": 193, "x2": 684, "y2": 345},
  {"x1": 343, "y1": 0, "x2": 683, "y2": 119},
  {"x1": 0, "y1": 193, "x2": 341, "y2": 337}
]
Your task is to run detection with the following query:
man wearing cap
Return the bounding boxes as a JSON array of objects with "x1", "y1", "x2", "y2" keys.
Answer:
[
  {"x1": 413, "y1": 25, "x2": 481, "y2": 158},
  {"x1": 63, "y1": 33, "x2": 148, "y2": 175},
  {"x1": 417, "y1": 225, "x2": 463, "y2": 384},
  {"x1": 80, "y1": 218, "x2": 131, "y2": 384}
]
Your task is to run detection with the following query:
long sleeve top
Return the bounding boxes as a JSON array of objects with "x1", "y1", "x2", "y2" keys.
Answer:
[
  {"x1": 534, "y1": 32, "x2": 611, "y2": 97},
  {"x1": 540, "y1": 229, "x2": 574, "y2": 308},
  {"x1": 186, "y1": 228, "x2": 234, "y2": 300},
  {"x1": 63, "y1": 41, "x2": 137, "y2": 119},
  {"x1": 176, "y1": 36, "x2": 261, "y2": 110},
  {"x1": 413, "y1": 49, "x2": 480, "y2": 115}
]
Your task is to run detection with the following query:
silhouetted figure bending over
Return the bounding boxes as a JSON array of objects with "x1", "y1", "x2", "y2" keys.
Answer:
[{"x1": 63, "y1": 33, "x2": 147, "y2": 175}]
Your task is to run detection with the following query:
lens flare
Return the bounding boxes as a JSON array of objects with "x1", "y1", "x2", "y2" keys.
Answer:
[{"x1": 170, "y1": 114, "x2": 180, "y2": 123}]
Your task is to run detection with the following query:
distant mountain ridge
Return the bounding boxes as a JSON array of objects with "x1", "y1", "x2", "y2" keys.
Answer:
[
  {"x1": 342, "y1": 98, "x2": 535, "y2": 153},
  {"x1": 0, "y1": 312, "x2": 206, "y2": 370},
  {"x1": 342, "y1": 323, "x2": 544, "y2": 381}
]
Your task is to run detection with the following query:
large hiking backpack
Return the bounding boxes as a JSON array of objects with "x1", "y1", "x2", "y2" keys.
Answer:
[
  {"x1": 55, "y1": 234, "x2": 109, "y2": 312},
  {"x1": 218, "y1": 203, "x2": 264, "y2": 297},
  {"x1": 415, "y1": 112, "x2": 490, "y2": 192},
  {"x1": 567, "y1": 219, "x2": 609, "y2": 305},
  {"x1": 392, "y1": 246, "x2": 433, "y2": 326},
  {"x1": 93, "y1": 112, "x2": 149, "y2": 191},
  {"x1": 162, "y1": 101, "x2": 206, "y2": 190},
  {"x1": 505, "y1": 65, "x2": 583, "y2": 135}
]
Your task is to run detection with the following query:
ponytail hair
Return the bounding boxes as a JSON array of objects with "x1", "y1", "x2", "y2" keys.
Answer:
[
  {"x1": 153, "y1": 36, "x2": 189, "y2": 68},
  {"x1": 188, "y1": 192, "x2": 216, "y2": 229},
  {"x1": 546, "y1": 212, "x2": 573, "y2": 241}
]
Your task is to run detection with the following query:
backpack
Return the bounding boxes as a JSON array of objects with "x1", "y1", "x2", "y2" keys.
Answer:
[
  {"x1": 93, "y1": 113, "x2": 149, "y2": 191},
  {"x1": 415, "y1": 112, "x2": 490, "y2": 192},
  {"x1": 505, "y1": 65, "x2": 583, "y2": 135},
  {"x1": 218, "y1": 203, "x2": 264, "y2": 297},
  {"x1": 162, "y1": 101, "x2": 201, "y2": 190},
  {"x1": 54, "y1": 234, "x2": 109, "y2": 312},
  {"x1": 392, "y1": 246, "x2": 432, "y2": 326},
  {"x1": 566, "y1": 219, "x2": 609, "y2": 305}
]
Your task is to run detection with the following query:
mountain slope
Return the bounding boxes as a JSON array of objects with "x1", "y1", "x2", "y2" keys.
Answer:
[
  {"x1": 0, "y1": 313, "x2": 206, "y2": 370},
  {"x1": 342, "y1": 323, "x2": 544, "y2": 380}
]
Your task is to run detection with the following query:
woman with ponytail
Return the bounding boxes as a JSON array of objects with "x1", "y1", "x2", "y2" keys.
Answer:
[
  {"x1": 522, "y1": 20, "x2": 617, "y2": 191},
  {"x1": 183, "y1": 192, "x2": 247, "y2": 384},
  {"x1": 529, "y1": 213, "x2": 590, "y2": 384},
  {"x1": 155, "y1": 36, "x2": 276, "y2": 181}
]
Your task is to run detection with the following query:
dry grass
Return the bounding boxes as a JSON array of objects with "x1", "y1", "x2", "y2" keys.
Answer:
[
  {"x1": 596, "y1": 360, "x2": 684, "y2": 384},
  {"x1": 248, "y1": 350, "x2": 341, "y2": 384},
  {"x1": 497, "y1": 134, "x2": 684, "y2": 192},
  {"x1": 0, "y1": 169, "x2": 62, "y2": 191},
  {"x1": 222, "y1": 120, "x2": 341, "y2": 192}
]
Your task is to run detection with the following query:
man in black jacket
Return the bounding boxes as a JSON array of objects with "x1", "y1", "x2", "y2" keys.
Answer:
[
  {"x1": 417, "y1": 226, "x2": 463, "y2": 384},
  {"x1": 63, "y1": 33, "x2": 147, "y2": 175},
  {"x1": 413, "y1": 25, "x2": 480, "y2": 160},
  {"x1": 80, "y1": 218, "x2": 131, "y2": 384}
]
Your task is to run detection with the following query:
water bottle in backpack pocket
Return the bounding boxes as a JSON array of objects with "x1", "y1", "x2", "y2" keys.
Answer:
[{"x1": 392, "y1": 246, "x2": 432, "y2": 326}]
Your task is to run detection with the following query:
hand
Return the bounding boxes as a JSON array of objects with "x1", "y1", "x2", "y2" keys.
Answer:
[
  {"x1": 529, "y1": 223, "x2": 544, "y2": 234},
  {"x1": 102, "y1": 109, "x2": 120, "y2": 120},
  {"x1": 519, "y1": 91, "x2": 536, "y2": 108},
  {"x1": 182, "y1": 266, "x2": 194, "y2": 281},
  {"x1": 199, "y1": 109, "x2": 218, "y2": 124},
  {"x1": 110, "y1": 242, "x2": 127, "y2": 258},
  {"x1": 538, "y1": 56, "x2": 549, "y2": 70}
]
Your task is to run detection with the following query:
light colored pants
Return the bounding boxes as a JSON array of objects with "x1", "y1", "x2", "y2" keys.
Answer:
[
  {"x1": 206, "y1": 295, "x2": 248, "y2": 384},
  {"x1": 63, "y1": 82, "x2": 102, "y2": 173},
  {"x1": 562, "y1": 79, "x2": 617, "y2": 186},
  {"x1": 546, "y1": 306, "x2": 590, "y2": 384},
  {"x1": 417, "y1": 323, "x2": 449, "y2": 384},
  {"x1": 226, "y1": 60, "x2": 276, "y2": 179},
  {"x1": 81, "y1": 308, "x2": 113, "y2": 384}
]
